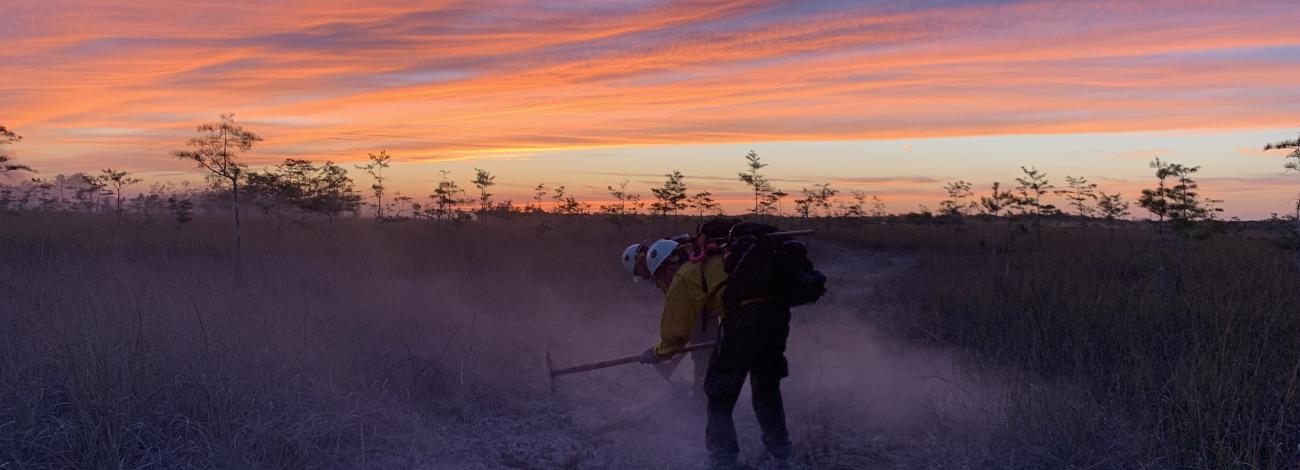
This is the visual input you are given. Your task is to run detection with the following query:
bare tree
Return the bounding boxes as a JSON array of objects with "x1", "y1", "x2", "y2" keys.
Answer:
[
  {"x1": 530, "y1": 183, "x2": 547, "y2": 213},
  {"x1": 686, "y1": 190, "x2": 720, "y2": 218},
  {"x1": 168, "y1": 194, "x2": 195, "y2": 226},
  {"x1": 794, "y1": 191, "x2": 813, "y2": 219},
  {"x1": 738, "y1": 150, "x2": 773, "y2": 216},
  {"x1": 812, "y1": 183, "x2": 837, "y2": 216},
  {"x1": 600, "y1": 179, "x2": 642, "y2": 227},
  {"x1": 1137, "y1": 158, "x2": 1219, "y2": 239},
  {"x1": 307, "y1": 161, "x2": 362, "y2": 220},
  {"x1": 1264, "y1": 132, "x2": 1300, "y2": 272},
  {"x1": 430, "y1": 170, "x2": 468, "y2": 222},
  {"x1": 29, "y1": 178, "x2": 57, "y2": 211},
  {"x1": 73, "y1": 174, "x2": 106, "y2": 212},
  {"x1": 391, "y1": 191, "x2": 413, "y2": 219},
  {"x1": 550, "y1": 185, "x2": 567, "y2": 214},
  {"x1": 869, "y1": 195, "x2": 887, "y2": 217},
  {"x1": 245, "y1": 159, "x2": 362, "y2": 221},
  {"x1": 840, "y1": 190, "x2": 869, "y2": 218},
  {"x1": 551, "y1": 185, "x2": 587, "y2": 215},
  {"x1": 563, "y1": 196, "x2": 591, "y2": 215},
  {"x1": 1097, "y1": 192, "x2": 1130, "y2": 223},
  {"x1": 794, "y1": 183, "x2": 837, "y2": 218},
  {"x1": 53, "y1": 174, "x2": 75, "y2": 210},
  {"x1": 649, "y1": 170, "x2": 688, "y2": 216},
  {"x1": 1136, "y1": 158, "x2": 1223, "y2": 291},
  {"x1": 979, "y1": 181, "x2": 1016, "y2": 270},
  {"x1": 97, "y1": 168, "x2": 142, "y2": 218},
  {"x1": 0, "y1": 126, "x2": 32, "y2": 178},
  {"x1": 173, "y1": 114, "x2": 262, "y2": 253},
  {"x1": 939, "y1": 180, "x2": 975, "y2": 218},
  {"x1": 472, "y1": 168, "x2": 496, "y2": 220},
  {"x1": 1013, "y1": 166, "x2": 1056, "y2": 241},
  {"x1": 355, "y1": 150, "x2": 392, "y2": 219},
  {"x1": 1057, "y1": 176, "x2": 1099, "y2": 219},
  {"x1": 129, "y1": 182, "x2": 173, "y2": 221},
  {"x1": 979, "y1": 182, "x2": 1013, "y2": 218},
  {"x1": 1264, "y1": 132, "x2": 1300, "y2": 173},
  {"x1": 763, "y1": 189, "x2": 788, "y2": 216}
]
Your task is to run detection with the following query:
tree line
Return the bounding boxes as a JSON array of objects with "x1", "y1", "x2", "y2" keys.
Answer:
[{"x1": 2, "y1": 116, "x2": 1297, "y2": 250}]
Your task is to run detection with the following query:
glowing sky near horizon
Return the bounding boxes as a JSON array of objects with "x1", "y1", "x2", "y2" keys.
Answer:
[{"x1": 3, "y1": 0, "x2": 1299, "y2": 217}]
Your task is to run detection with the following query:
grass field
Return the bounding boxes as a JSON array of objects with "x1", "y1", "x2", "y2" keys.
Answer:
[
  {"x1": 888, "y1": 223, "x2": 1300, "y2": 468},
  {"x1": 1, "y1": 213, "x2": 1296, "y2": 469}
]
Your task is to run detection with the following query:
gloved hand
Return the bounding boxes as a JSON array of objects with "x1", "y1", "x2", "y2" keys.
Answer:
[{"x1": 639, "y1": 348, "x2": 662, "y2": 364}]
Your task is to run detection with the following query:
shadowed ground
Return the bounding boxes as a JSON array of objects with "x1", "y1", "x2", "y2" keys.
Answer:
[
  {"x1": 1, "y1": 217, "x2": 1169, "y2": 469},
  {"x1": 428, "y1": 246, "x2": 1001, "y2": 469}
]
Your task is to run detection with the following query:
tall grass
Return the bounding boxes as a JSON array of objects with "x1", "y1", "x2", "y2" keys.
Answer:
[
  {"x1": 4, "y1": 213, "x2": 1297, "y2": 468},
  {"x1": 0, "y1": 213, "x2": 687, "y2": 468},
  {"x1": 890, "y1": 223, "x2": 1300, "y2": 468}
]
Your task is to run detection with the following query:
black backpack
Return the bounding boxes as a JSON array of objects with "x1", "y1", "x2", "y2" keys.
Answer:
[{"x1": 723, "y1": 222, "x2": 827, "y2": 309}]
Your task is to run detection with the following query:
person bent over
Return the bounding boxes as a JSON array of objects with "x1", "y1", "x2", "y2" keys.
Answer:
[
  {"x1": 627, "y1": 220, "x2": 733, "y2": 394},
  {"x1": 704, "y1": 299, "x2": 792, "y2": 470},
  {"x1": 621, "y1": 233, "x2": 717, "y2": 392},
  {"x1": 705, "y1": 222, "x2": 798, "y2": 470}
]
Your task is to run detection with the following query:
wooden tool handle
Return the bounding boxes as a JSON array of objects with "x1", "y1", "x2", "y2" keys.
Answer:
[{"x1": 549, "y1": 342, "x2": 717, "y2": 377}]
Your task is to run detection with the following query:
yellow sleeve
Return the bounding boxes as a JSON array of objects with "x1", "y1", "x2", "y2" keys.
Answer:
[{"x1": 652, "y1": 272, "x2": 702, "y2": 358}]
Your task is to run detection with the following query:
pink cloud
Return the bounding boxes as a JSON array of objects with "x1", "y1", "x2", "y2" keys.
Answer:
[{"x1": 3, "y1": 0, "x2": 1300, "y2": 216}]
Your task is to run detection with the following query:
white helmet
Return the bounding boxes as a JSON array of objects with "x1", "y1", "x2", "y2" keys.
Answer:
[
  {"x1": 644, "y1": 239, "x2": 682, "y2": 278},
  {"x1": 621, "y1": 243, "x2": 642, "y2": 275}
]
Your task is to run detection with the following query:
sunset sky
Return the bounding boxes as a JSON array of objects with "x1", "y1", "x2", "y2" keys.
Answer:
[{"x1": 3, "y1": 0, "x2": 1299, "y2": 218}]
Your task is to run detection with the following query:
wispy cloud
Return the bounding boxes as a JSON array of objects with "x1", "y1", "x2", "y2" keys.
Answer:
[
  {"x1": 2, "y1": 0, "x2": 1299, "y2": 216},
  {"x1": 1239, "y1": 146, "x2": 1293, "y2": 158},
  {"x1": 832, "y1": 176, "x2": 944, "y2": 186},
  {"x1": 7, "y1": 1, "x2": 1300, "y2": 160},
  {"x1": 586, "y1": 171, "x2": 819, "y2": 186},
  {"x1": 1108, "y1": 149, "x2": 1175, "y2": 160}
]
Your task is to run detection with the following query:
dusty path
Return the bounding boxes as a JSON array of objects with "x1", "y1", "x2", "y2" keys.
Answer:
[{"x1": 429, "y1": 244, "x2": 996, "y2": 469}]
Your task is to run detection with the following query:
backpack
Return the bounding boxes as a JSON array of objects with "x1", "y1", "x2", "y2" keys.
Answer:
[{"x1": 722, "y1": 222, "x2": 827, "y2": 309}]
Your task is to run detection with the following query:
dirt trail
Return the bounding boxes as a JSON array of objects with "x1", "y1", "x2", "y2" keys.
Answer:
[{"x1": 429, "y1": 244, "x2": 997, "y2": 469}]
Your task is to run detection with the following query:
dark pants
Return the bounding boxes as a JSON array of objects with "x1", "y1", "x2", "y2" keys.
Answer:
[{"x1": 704, "y1": 306, "x2": 792, "y2": 468}]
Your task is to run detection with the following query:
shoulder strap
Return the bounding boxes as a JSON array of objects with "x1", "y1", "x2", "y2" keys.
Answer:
[
  {"x1": 700, "y1": 261, "x2": 708, "y2": 293},
  {"x1": 698, "y1": 255, "x2": 727, "y2": 332}
]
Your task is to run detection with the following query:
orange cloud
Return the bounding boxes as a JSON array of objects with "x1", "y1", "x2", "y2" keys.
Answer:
[{"x1": 3, "y1": 0, "x2": 1299, "y2": 216}]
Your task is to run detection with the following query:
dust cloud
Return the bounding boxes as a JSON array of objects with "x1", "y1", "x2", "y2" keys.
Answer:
[
  {"x1": 0, "y1": 218, "x2": 1004, "y2": 469},
  {"x1": 429, "y1": 242, "x2": 1003, "y2": 469}
]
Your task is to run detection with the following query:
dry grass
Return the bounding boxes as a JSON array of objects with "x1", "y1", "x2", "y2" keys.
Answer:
[
  {"x1": 886, "y1": 221, "x2": 1300, "y2": 468},
  {"x1": 0, "y1": 213, "x2": 691, "y2": 468},
  {"x1": 2, "y1": 213, "x2": 1296, "y2": 468}
]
